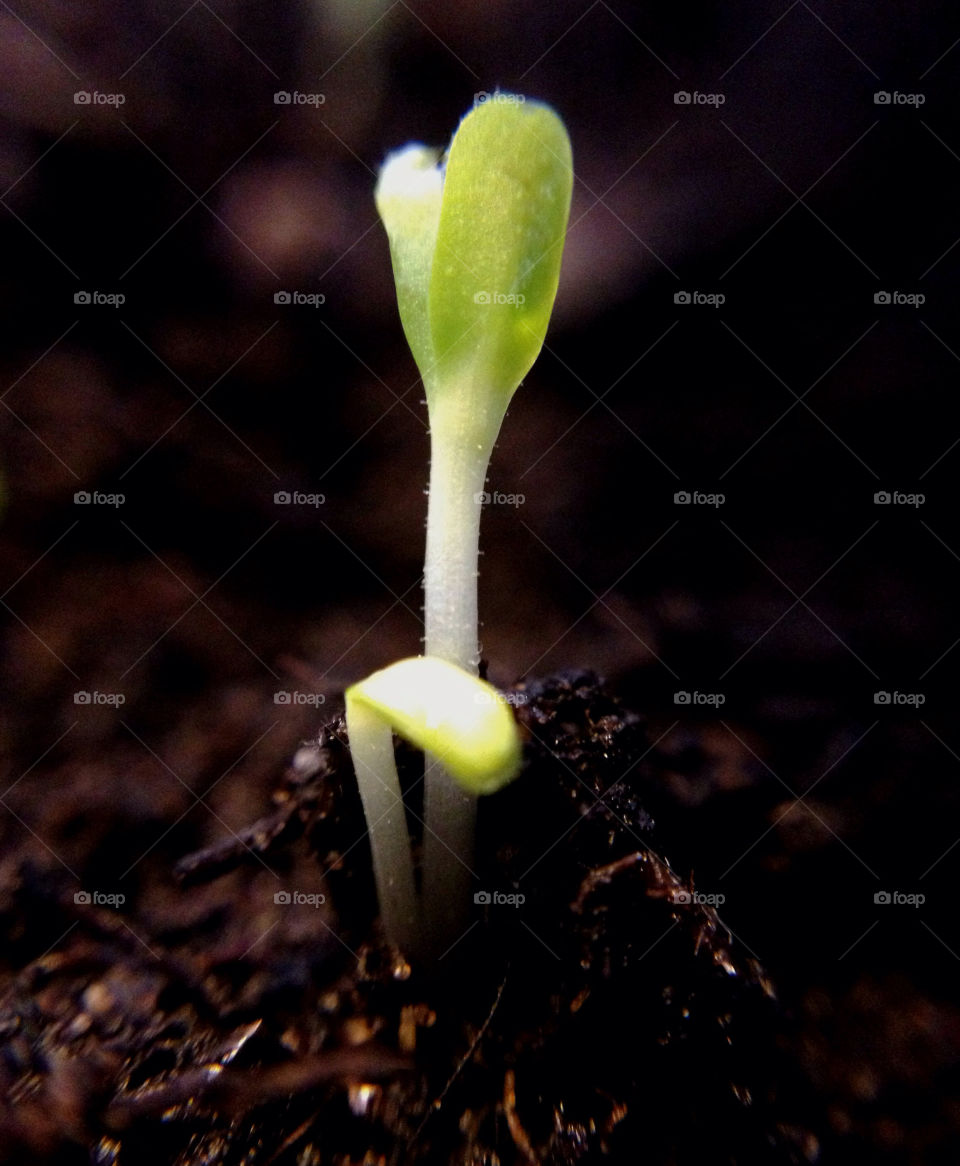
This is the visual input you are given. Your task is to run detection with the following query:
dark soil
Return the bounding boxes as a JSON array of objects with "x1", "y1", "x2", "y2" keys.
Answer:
[{"x1": 0, "y1": 673, "x2": 817, "y2": 1165}]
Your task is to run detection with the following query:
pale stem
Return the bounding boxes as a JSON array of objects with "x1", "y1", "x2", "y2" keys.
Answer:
[
  {"x1": 421, "y1": 390, "x2": 504, "y2": 953},
  {"x1": 422, "y1": 411, "x2": 496, "y2": 672},
  {"x1": 344, "y1": 695, "x2": 419, "y2": 953}
]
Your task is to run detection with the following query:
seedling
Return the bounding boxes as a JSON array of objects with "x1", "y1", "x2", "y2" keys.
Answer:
[{"x1": 347, "y1": 94, "x2": 572, "y2": 954}]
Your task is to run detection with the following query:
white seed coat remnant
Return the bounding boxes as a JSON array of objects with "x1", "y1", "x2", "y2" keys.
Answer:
[{"x1": 377, "y1": 143, "x2": 443, "y2": 201}]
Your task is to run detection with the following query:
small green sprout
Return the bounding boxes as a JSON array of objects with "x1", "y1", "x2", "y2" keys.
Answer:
[
  {"x1": 348, "y1": 94, "x2": 571, "y2": 953},
  {"x1": 345, "y1": 656, "x2": 523, "y2": 953},
  {"x1": 376, "y1": 94, "x2": 572, "y2": 672}
]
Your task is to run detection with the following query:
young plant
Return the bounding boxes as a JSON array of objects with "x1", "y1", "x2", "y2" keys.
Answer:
[{"x1": 348, "y1": 94, "x2": 572, "y2": 953}]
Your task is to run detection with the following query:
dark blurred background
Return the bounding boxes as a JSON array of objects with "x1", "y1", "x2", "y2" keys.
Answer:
[{"x1": 2, "y1": 2, "x2": 960, "y2": 1162}]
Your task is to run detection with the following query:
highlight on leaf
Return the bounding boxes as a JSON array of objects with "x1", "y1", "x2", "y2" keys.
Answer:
[
  {"x1": 344, "y1": 657, "x2": 524, "y2": 954},
  {"x1": 346, "y1": 656, "x2": 523, "y2": 796}
]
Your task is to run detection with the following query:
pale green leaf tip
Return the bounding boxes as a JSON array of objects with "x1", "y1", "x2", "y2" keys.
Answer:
[{"x1": 345, "y1": 656, "x2": 523, "y2": 795}]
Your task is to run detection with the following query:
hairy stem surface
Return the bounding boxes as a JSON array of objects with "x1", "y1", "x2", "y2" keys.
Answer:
[{"x1": 421, "y1": 390, "x2": 503, "y2": 952}]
